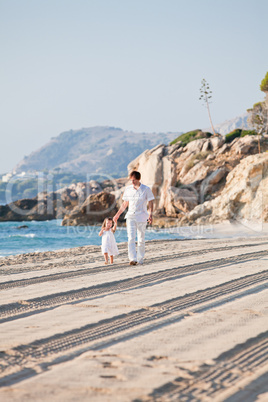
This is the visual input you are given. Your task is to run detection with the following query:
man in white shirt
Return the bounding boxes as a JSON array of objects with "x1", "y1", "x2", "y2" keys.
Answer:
[{"x1": 113, "y1": 170, "x2": 154, "y2": 265}]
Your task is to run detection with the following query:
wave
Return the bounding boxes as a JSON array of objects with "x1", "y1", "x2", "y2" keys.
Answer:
[{"x1": 8, "y1": 233, "x2": 37, "y2": 239}]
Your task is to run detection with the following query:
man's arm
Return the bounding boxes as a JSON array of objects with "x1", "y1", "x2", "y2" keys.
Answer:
[
  {"x1": 113, "y1": 200, "x2": 129, "y2": 222},
  {"x1": 148, "y1": 200, "x2": 154, "y2": 225}
]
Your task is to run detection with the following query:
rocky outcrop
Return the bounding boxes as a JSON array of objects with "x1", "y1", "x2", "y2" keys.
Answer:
[
  {"x1": 181, "y1": 153, "x2": 268, "y2": 224},
  {"x1": 128, "y1": 144, "x2": 177, "y2": 213},
  {"x1": 0, "y1": 181, "x2": 103, "y2": 222},
  {"x1": 127, "y1": 134, "x2": 268, "y2": 222},
  {"x1": 0, "y1": 199, "x2": 49, "y2": 222},
  {"x1": 61, "y1": 192, "x2": 118, "y2": 226}
]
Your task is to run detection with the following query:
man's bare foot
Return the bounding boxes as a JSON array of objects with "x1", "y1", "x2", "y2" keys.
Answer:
[
  {"x1": 104, "y1": 261, "x2": 108, "y2": 265},
  {"x1": 129, "y1": 261, "x2": 137, "y2": 266}
]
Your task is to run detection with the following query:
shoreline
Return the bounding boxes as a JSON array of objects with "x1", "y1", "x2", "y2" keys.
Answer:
[{"x1": 1, "y1": 221, "x2": 268, "y2": 260}]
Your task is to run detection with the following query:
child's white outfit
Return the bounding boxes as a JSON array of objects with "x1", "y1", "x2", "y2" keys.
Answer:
[{"x1": 101, "y1": 229, "x2": 119, "y2": 256}]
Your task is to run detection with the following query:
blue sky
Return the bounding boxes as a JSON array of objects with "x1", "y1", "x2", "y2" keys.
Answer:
[{"x1": 0, "y1": 0, "x2": 267, "y2": 173}]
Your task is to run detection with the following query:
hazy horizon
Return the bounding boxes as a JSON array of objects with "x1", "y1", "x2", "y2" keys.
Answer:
[{"x1": 1, "y1": 0, "x2": 267, "y2": 174}]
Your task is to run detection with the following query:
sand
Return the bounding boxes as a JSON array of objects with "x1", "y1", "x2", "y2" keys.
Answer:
[{"x1": 0, "y1": 223, "x2": 268, "y2": 401}]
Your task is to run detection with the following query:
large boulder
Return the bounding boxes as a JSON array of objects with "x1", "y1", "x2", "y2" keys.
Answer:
[
  {"x1": 128, "y1": 144, "x2": 177, "y2": 212},
  {"x1": 0, "y1": 181, "x2": 103, "y2": 222},
  {"x1": 61, "y1": 192, "x2": 117, "y2": 226},
  {"x1": 184, "y1": 138, "x2": 208, "y2": 154},
  {"x1": 184, "y1": 153, "x2": 268, "y2": 224},
  {"x1": 0, "y1": 199, "x2": 54, "y2": 222},
  {"x1": 167, "y1": 186, "x2": 198, "y2": 215},
  {"x1": 210, "y1": 136, "x2": 225, "y2": 150},
  {"x1": 180, "y1": 161, "x2": 211, "y2": 184},
  {"x1": 231, "y1": 135, "x2": 260, "y2": 155}
]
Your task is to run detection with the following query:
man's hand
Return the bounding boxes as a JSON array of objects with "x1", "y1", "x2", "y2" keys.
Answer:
[
  {"x1": 113, "y1": 201, "x2": 128, "y2": 223},
  {"x1": 148, "y1": 213, "x2": 153, "y2": 225}
]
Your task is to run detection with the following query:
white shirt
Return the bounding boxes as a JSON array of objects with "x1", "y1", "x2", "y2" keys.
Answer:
[{"x1": 123, "y1": 183, "x2": 155, "y2": 222}]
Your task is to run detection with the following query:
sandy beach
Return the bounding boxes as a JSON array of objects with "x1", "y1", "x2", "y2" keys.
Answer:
[{"x1": 0, "y1": 224, "x2": 268, "y2": 401}]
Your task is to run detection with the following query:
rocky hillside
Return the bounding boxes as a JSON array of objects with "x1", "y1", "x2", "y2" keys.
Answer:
[
  {"x1": 13, "y1": 126, "x2": 180, "y2": 177},
  {"x1": 60, "y1": 131, "x2": 268, "y2": 227},
  {"x1": 2, "y1": 131, "x2": 268, "y2": 227}
]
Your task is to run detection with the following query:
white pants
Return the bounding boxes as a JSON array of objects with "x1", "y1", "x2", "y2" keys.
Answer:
[{"x1": 126, "y1": 219, "x2": 147, "y2": 263}]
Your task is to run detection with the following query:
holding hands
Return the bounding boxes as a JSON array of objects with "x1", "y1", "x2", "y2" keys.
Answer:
[{"x1": 113, "y1": 214, "x2": 119, "y2": 223}]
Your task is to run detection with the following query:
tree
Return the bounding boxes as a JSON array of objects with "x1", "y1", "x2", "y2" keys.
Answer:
[
  {"x1": 247, "y1": 71, "x2": 268, "y2": 153},
  {"x1": 260, "y1": 72, "x2": 268, "y2": 112},
  {"x1": 199, "y1": 78, "x2": 216, "y2": 136},
  {"x1": 260, "y1": 71, "x2": 268, "y2": 92}
]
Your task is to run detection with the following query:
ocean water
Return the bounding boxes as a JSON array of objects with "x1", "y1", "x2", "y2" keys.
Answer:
[
  {"x1": 1, "y1": 220, "x2": 265, "y2": 258},
  {"x1": 0, "y1": 220, "x2": 188, "y2": 258}
]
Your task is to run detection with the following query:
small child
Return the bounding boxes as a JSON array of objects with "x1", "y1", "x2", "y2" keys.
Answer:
[{"x1": 99, "y1": 217, "x2": 119, "y2": 264}]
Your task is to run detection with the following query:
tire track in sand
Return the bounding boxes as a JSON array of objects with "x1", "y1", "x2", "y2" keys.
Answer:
[
  {"x1": 137, "y1": 331, "x2": 268, "y2": 401},
  {"x1": 0, "y1": 271, "x2": 267, "y2": 386},
  {"x1": 0, "y1": 249, "x2": 268, "y2": 323}
]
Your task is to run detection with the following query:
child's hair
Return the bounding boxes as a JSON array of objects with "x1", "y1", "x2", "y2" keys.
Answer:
[{"x1": 102, "y1": 217, "x2": 114, "y2": 229}]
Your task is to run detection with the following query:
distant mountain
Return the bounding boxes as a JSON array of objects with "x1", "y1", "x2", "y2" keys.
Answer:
[
  {"x1": 13, "y1": 126, "x2": 180, "y2": 177},
  {"x1": 203, "y1": 112, "x2": 253, "y2": 135}
]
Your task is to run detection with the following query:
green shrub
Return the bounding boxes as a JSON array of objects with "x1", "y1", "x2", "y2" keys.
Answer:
[
  {"x1": 225, "y1": 129, "x2": 258, "y2": 144},
  {"x1": 252, "y1": 101, "x2": 264, "y2": 109},
  {"x1": 225, "y1": 129, "x2": 242, "y2": 143},
  {"x1": 260, "y1": 71, "x2": 268, "y2": 92},
  {"x1": 240, "y1": 129, "x2": 258, "y2": 137},
  {"x1": 170, "y1": 129, "x2": 212, "y2": 147}
]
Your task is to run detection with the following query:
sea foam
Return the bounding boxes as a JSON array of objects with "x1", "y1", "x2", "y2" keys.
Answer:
[{"x1": 8, "y1": 233, "x2": 37, "y2": 238}]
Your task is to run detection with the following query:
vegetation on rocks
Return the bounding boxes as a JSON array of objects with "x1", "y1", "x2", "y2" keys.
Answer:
[
  {"x1": 247, "y1": 72, "x2": 268, "y2": 139},
  {"x1": 260, "y1": 71, "x2": 268, "y2": 92},
  {"x1": 170, "y1": 130, "x2": 212, "y2": 147},
  {"x1": 225, "y1": 129, "x2": 258, "y2": 144}
]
